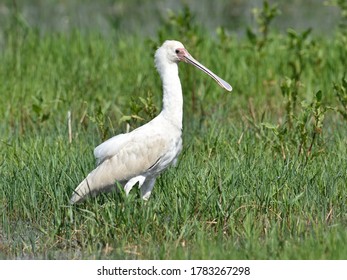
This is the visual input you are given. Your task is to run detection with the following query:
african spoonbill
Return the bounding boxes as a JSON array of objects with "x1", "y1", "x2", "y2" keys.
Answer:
[{"x1": 70, "y1": 40, "x2": 232, "y2": 204}]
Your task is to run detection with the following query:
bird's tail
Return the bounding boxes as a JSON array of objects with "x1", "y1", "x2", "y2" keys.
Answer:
[
  {"x1": 70, "y1": 164, "x2": 119, "y2": 204},
  {"x1": 70, "y1": 176, "x2": 94, "y2": 204}
]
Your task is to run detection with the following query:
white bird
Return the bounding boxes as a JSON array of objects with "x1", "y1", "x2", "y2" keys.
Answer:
[{"x1": 70, "y1": 40, "x2": 232, "y2": 204}]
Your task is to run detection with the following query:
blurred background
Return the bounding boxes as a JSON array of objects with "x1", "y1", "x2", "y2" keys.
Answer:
[{"x1": 0, "y1": 0, "x2": 341, "y2": 39}]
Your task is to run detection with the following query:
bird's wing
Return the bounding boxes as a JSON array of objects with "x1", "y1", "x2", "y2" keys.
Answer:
[
  {"x1": 71, "y1": 133, "x2": 170, "y2": 204},
  {"x1": 93, "y1": 117, "x2": 167, "y2": 165},
  {"x1": 95, "y1": 131, "x2": 169, "y2": 180},
  {"x1": 94, "y1": 133, "x2": 129, "y2": 165},
  {"x1": 109, "y1": 133, "x2": 169, "y2": 180}
]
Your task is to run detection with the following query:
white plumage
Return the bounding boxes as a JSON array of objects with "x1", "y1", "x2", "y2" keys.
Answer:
[{"x1": 70, "y1": 40, "x2": 232, "y2": 204}]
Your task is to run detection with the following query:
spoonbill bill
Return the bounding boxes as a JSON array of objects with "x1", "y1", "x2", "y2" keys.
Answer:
[{"x1": 70, "y1": 40, "x2": 232, "y2": 204}]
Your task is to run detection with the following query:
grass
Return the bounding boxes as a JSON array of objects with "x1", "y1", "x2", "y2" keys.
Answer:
[{"x1": 1, "y1": 6, "x2": 347, "y2": 259}]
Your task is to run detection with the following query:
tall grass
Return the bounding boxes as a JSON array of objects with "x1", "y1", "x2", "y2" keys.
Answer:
[{"x1": 0, "y1": 3, "x2": 346, "y2": 259}]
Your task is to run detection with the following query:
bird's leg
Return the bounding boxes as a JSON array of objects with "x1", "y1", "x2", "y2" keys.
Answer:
[
  {"x1": 140, "y1": 177, "x2": 156, "y2": 200},
  {"x1": 124, "y1": 176, "x2": 146, "y2": 196}
]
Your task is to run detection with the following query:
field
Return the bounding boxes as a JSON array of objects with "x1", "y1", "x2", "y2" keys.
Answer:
[{"x1": 1, "y1": 2, "x2": 347, "y2": 259}]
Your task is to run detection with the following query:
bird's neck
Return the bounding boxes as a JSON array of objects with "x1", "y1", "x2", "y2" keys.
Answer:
[{"x1": 159, "y1": 63, "x2": 183, "y2": 130}]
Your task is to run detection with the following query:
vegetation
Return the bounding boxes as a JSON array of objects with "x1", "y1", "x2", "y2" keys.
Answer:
[{"x1": 0, "y1": 1, "x2": 346, "y2": 259}]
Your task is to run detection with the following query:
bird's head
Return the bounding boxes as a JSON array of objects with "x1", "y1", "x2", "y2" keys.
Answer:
[
  {"x1": 155, "y1": 40, "x2": 232, "y2": 92},
  {"x1": 157, "y1": 40, "x2": 188, "y2": 64}
]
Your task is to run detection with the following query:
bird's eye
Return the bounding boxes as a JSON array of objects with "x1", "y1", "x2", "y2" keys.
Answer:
[{"x1": 175, "y1": 49, "x2": 180, "y2": 54}]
